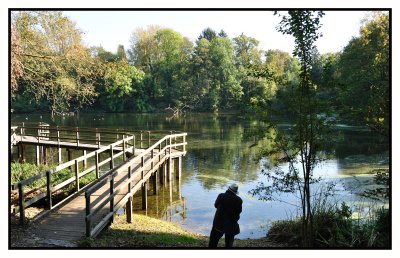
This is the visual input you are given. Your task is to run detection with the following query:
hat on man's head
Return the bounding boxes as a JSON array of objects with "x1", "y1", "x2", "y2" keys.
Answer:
[{"x1": 228, "y1": 183, "x2": 239, "y2": 194}]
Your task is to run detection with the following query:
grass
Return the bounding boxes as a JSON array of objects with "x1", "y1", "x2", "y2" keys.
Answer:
[
  {"x1": 80, "y1": 214, "x2": 208, "y2": 248},
  {"x1": 80, "y1": 214, "x2": 286, "y2": 248}
]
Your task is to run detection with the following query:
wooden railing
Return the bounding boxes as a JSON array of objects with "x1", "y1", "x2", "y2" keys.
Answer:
[
  {"x1": 10, "y1": 124, "x2": 187, "y2": 227},
  {"x1": 85, "y1": 132, "x2": 187, "y2": 237},
  {"x1": 11, "y1": 135, "x2": 135, "y2": 225},
  {"x1": 12, "y1": 122, "x2": 185, "y2": 150}
]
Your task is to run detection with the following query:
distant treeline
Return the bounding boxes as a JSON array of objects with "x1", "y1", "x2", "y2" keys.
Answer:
[{"x1": 11, "y1": 11, "x2": 389, "y2": 133}]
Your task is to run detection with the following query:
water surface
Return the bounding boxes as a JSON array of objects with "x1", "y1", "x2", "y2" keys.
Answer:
[{"x1": 11, "y1": 113, "x2": 389, "y2": 239}]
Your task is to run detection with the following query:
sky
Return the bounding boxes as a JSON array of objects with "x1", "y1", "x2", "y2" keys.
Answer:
[{"x1": 63, "y1": 10, "x2": 368, "y2": 55}]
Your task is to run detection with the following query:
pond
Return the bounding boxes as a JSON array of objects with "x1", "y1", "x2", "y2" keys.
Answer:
[{"x1": 10, "y1": 112, "x2": 390, "y2": 239}]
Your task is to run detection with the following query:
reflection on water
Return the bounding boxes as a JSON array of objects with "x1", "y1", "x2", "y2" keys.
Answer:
[{"x1": 11, "y1": 113, "x2": 389, "y2": 239}]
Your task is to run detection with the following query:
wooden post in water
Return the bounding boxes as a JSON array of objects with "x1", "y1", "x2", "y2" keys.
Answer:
[
  {"x1": 152, "y1": 171, "x2": 158, "y2": 195},
  {"x1": 159, "y1": 164, "x2": 164, "y2": 185},
  {"x1": 167, "y1": 158, "x2": 171, "y2": 182},
  {"x1": 176, "y1": 156, "x2": 182, "y2": 179},
  {"x1": 163, "y1": 162, "x2": 167, "y2": 187},
  {"x1": 141, "y1": 178, "x2": 147, "y2": 210},
  {"x1": 169, "y1": 174, "x2": 173, "y2": 203}
]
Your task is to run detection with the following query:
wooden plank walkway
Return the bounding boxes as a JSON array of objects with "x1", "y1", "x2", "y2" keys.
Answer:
[
  {"x1": 10, "y1": 125, "x2": 187, "y2": 247},
  {"x1": 30, "y1": 149, "x2": 180, "y2": 247}
]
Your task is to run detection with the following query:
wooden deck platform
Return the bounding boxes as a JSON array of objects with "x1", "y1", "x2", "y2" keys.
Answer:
[
  {"x1": 10, "y1": 125, "x2": 187, "y2": 247},
  {"x1": 24, "y1": 149, "x2": 183, "y2": 247}
]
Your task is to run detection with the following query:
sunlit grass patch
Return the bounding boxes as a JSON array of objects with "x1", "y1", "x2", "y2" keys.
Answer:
[{"x1": 81, "y1": 214, "x2": 208, "y2": 248}]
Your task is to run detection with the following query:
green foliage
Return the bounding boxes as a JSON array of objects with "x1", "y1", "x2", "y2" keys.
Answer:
[
  {"x1": 267, "y1": 203, "x2": 390, "y2": 248},
  {"x1": 11, "y1": 162, "x2": 96, "y2": 191},
  {"x1": 11, "y1": 11, "x2": 390, "y2": 123},
  {"x1": 11, "y1": 162, "x2": 51, "y2": 187},
  {"x1": 191, "y1": 34, "x2": 242, "y2": 112},
  {"x1": 337, "y1": 12, "x2": 389, "y2": 135},
  {"x1": 12, "y1": 11, "x2": 98, "y2": 115},
  {"x1": 362, "y1": 169, "x2": 390, "y2": 200},
  {"x1": 103, "y1": 60, "x2": 145, "y2": 112}
]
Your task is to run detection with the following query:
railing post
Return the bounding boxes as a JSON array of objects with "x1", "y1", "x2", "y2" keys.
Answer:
[
  {"x1": 133, "y1": 136, "x2": 136, "y2": 156},
  {"x1": 169, "y1": 135, "x2": 172, "y2": 155},
  {"x1": 83, "y1": 150, "x2": 87, "y2": 168},
  {"x1": 126, "y1": 165, "x2": 132, "y2": 223},
  {"x1": 75, "y1": 160, "x2": 80, "y2": 191},
  {"x1": 18, "y1": 183, "x2": 25, "y2": 225},
  {"x1": 110, "y1": 145, "x2": 114, "y2": 170},
  {"x1": 76, "y1": 127, "x2": 79, "y2": 147},
  {"x1": 122, "y1": 136, "x2": 126, "y2": 161},
  {"x1": 140, "y1": 132, "x2": 143, "y2": 149},
  {"x1": 183, "y1": 134, "x2": 186, "y2": 153},
  {"x1": 95, "y1": 151, "x2": 99, "y2": 179},
  {"x1": 37, "y1": 128, "x2": 41, "y2": 143},
  {"x1": 46, "y1": 170, "x2": 52, "y2": 210},
  {"x1": 85, "y1": 193, "x2": 91, "y2": 237},
  {"x1": 96, "y1": 129, "x2": 101, "y2": 147},
  {"x1": 159, "y1": 144, "x2": 161, "y2": 162},
  {"x1": 36, "y1": 145, "x2": 40, "y2": 165},
  {"x1": 151, "y1": 149, "x2": 154, "y2": 169},
  {"x1": 57, "y1": 127, "x2": 62, "y2": 164},
  {"x1": 110, "y1": 175, "x2": 114, "y2": 223}
]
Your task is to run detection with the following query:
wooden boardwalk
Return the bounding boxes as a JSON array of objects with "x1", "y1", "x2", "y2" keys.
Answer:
[{"x1": 10, "y1": 125, "x2": 187, "y2": 247}]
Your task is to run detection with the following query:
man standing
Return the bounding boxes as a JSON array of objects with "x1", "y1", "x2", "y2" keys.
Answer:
[{"x1": 208, "y1": 183, "x2": 243, "y2": 248}]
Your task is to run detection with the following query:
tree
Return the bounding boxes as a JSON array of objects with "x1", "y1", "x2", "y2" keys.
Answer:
[
  {"x1": 264, "y1": 49, "x2": 300, "y2": 114},
  {"x1": 191, "y1": 34, "x2": 242, "y2": 112},
  {"x1": 198, "y1": 27, "x2": 217, "y2": 41},
  {"x1": 337, "y1": 11, "x2": 389, "y2": 136},
  {"x1": 102, "y1": 60, "x2": 145, "y2": 112},
  {"x1": 233, "y1": 34, "x2": 275, "y2": 111},
  {"x1": 12, "y1": 11, "x2": 98, "y2": 115},
  {"x1": 11, "y1": 21, "x2": 23, "y2": 93},
  {"x1": 251, "y1": 11, "x2": 326, "y2": 247},
  {"x1": 116, "y1": 44, "x2": 127, "y2": 61},
  {"x1": 91, "y1": 46, "x2": 118, "y2": 62},
  {"x1": 128, "y1": 26, "x2": 193, "y2": 109}
]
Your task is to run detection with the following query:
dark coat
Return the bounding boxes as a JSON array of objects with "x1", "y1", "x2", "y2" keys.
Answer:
[{"x1": 212, "y1": 190, "x2": 243, "y2": 235}]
